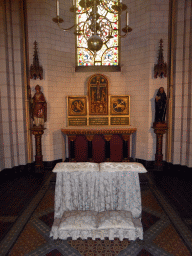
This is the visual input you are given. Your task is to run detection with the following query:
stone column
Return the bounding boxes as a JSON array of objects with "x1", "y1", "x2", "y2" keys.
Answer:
[
  {"x1": 68, "y1": 135, "x2": 76, "y2": 162},
  {"x1": 122, "y1": 134, "x2": 130, "y2": 162},
  {"x1": 86, "y1": 135, "x2": 94, "y2": 162},
  {"x1": 104, "y1": 135, "x2": 112, "y2": 161}
]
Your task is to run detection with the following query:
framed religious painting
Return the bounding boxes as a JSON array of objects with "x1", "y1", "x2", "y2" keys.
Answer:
[
  {"x1": 68, "y1": 96, "x2": 87, "y2": 116},
  {"x1": 110, "y1": 96, "x2": 130, "y2": 115},
  {"x1": 88, "y1": 74, "x2": 108, "y2": 115}
]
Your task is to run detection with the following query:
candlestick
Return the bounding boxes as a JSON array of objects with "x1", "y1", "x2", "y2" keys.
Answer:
[
  {"x1": 126, "y1": 12, "x2": 129, "y2": 26},
  {"x1": 57, "y1": 0, "x2": 59, "y2": 16}
]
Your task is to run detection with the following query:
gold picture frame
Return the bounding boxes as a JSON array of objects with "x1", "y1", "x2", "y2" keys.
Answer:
[
  {"x1": 68, "y1": 96, "x2": 87, "y2": 116},
  {"x1": 110, "y1": 96, "x2": 130, "y2": 115}
]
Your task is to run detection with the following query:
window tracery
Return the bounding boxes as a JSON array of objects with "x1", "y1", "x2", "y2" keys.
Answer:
[{"x1": 76, "y1": 0, "x2": 119, "y2": 67}]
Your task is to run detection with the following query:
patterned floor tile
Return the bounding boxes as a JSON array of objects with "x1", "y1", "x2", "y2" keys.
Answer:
[
  {"x1": 2, "y1": 173, "x2": 192, "y2": 256},
  {"x1": 0, "y1": 220, "x2": 14, "y2": 240},
  {"x1": 39, "y1": 212, "x2": 54, "y2": 228},
  {"x1": 9, "y1": 223, "x2": 47, "y2": 256},
  {"x1": 67, "y1": 238, "x2": 130, "y2": 256},
  {"x1": 141, "y1": 189, "x2": 164, "y2": 214},
  {"x1": 46, "y1": 249, "x2": 64, "y2": 256},
  {"x1": 153, "y1": 223, "x2": 191, "y2": 256},
  {"x1": 137, "y1": 249, "x2": 154, "y2": 256},
  {"x1": 0, "y1": 175, "x2": 44, "y2": 216},
  {"x1": 0, "y1": 216, "x2": 18, "y2": 222},
  {"x1": 0, "y1": 174, "x2": 53, "y2": 256},
  {"x1": 35, "y1": 189, "x2": 55, "y2": 213},
  {"x1": 142, "y1": 211, "x2": 161, "y2": 232},
  {"x1": 184, "y1": 219, "x2": 192, "y2": 232}
]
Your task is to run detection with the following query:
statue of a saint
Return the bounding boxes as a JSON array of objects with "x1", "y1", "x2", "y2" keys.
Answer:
[
  {"x1": 155, "y1": 87, "x2": 167, "y2": 123},
  {"x1": 31, "y1": 85, "x2": 47, "y2": 127}
]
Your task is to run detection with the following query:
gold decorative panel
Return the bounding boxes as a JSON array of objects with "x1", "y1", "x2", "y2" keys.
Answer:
[
  {"x1": 68, "y1": 118, "x2": 87, "y2": 126},
  {"x1": 110, "y1": 96, "x2": 130, "y2": 115},
  {"x1": 111, "y1": 117, "x2": 130, "y2": 125},
  {"x1": 88, "y1": 74, "x2": 108, "y2": 115},
  {"x1": 68, "y1": 96, "x2": 87, "y2": 116},
  {"x1": 89, "y1": 117, "x2": 109, "y2": 126},
  {"x1": 67, "y1": 74, "x2": 130, "y2": 126}
]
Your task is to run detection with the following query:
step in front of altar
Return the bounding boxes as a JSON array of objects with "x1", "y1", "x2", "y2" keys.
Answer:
[{"x1": 50, "y1": 210, "x2": 143, "y2": 241}]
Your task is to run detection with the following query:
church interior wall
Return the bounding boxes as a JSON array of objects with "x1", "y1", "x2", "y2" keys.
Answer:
[
  {"x1": 122, "y1": 0, "x2": 169, "y2": 161},
  {"x1": 0, "y1": 0, "x2": 192, "y2": 171},
  {"x1": 0, "y1": 0, "x2": 28, "y2": 170},
  {"x1": 28, "y1": 0, "x2": 129, "y2": 162},
  {"x1": 172, "y1": 0, "x2": 192, "y2": 166}
]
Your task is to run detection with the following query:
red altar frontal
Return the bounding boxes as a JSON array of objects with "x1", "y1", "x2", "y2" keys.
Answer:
[{"x1": 61, "y1": 126, "x2": 137, "y2": 163}]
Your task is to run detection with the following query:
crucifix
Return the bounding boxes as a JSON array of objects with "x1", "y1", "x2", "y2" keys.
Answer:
[
  {"x1": 88, "y1": 74, "x2": 108, "y2": 115},
  {"x1": 96, "y1": 76, "x2": 101, "y2": 101}
]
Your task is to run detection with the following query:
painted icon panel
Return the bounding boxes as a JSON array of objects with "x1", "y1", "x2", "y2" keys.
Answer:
[
  {"x1": 110, "y1": 96, "x2": 130, "y2": 115},
  {"x1": 68, "y1": 96, "x2": 87, "y2": 116}
]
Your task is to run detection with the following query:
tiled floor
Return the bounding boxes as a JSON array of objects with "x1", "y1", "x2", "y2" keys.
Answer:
[
  {"x1": 0, "y1": 172, "x2": 46, "y2": 242},
  {"x1": 0, "y1": 167, "x2": 192, "y2": 256},
  {"x1": 149, "y1": 169, "x2": 192, "y2": 233}
]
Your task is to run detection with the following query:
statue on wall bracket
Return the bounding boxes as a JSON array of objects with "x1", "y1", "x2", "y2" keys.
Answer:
[
  {"x1": 31, "y1": 85, "x2": 47, "y2": 127},
  {"x1": 155, "y1": 87, "x2": 167, "y2": 123},
  {"x1": 30, "y1": 85, "x2": 47, "y2": 172},
  {"x1": 154, "y1": 39, "x2": 167, "y2": 78},
  {"x1": 153, "y1": 86, "x2": 168, "y2": 169}
]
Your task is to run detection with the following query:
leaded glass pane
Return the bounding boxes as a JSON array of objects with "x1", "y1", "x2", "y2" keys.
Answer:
[{"x1": 76, "y1": 0, "x2": 119, "y2": 67}]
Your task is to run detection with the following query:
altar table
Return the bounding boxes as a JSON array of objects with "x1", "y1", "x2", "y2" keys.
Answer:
[
  {"x1": 61, "y1": 126, "x2": 137, "y2": 162},
  {"x1": 50, "y1": 162, "x2": 146, "y2": 241}
]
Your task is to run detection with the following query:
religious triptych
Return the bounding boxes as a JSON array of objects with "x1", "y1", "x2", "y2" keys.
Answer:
[{"x1": 67, "y1": 74, "x2": 130, "y2": 126}]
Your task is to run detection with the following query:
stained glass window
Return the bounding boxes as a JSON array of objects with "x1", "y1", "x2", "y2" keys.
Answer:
[{"x1": 76, "y1": 0, "x2": 119, "y2": 67}]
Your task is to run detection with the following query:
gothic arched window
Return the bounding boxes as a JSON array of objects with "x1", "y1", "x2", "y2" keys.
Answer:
[{"x1": 75, "y1": 0, "x2": 120, "y2": 71}]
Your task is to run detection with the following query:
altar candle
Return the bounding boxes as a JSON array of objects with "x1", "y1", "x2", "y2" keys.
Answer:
[
  {"x1": 57, "y1": 0, "x2": 59, "y2": 16},
  {"x1": 73, "y1": 0, "x2": 75, "y2": 6},
  {"x1": 126, "y1": 11, "x2": 129, "y2": 26}
]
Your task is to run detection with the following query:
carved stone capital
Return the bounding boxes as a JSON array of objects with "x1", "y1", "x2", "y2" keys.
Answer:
[
  {"x1": 122, "y1": 134, "x2": 130, "y2": 141},
  {"x1": 68, "y1": 135, "x2": 76, "y2": 141},
  {"x1": 86, "y1": 135, "x2": 94, "y2": 141},
  {"x1": 153, "y1": 122, "x2": 168, "y2": 135},
  {"x1": 31, "y1": 126, "x2": 45, "y2": 136},
  {"x1": 104, "y1": 134, "x2": 112, "y2": 141}
]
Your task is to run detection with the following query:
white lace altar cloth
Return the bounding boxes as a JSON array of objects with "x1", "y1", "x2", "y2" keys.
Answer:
[{"x1": 50, "y1": 162, "x2": 147, "y2": 241}]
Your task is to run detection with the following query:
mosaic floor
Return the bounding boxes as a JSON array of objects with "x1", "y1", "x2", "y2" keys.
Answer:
[
  {"x1": 0, "y1": 173, "x2": 192, "y2": 256},
  {"x1": 150, "y1": 170, "x2": 192, "y2": 233},
  {"x1": 0, "y1": 172, "x2": 45, "y2": 242}
]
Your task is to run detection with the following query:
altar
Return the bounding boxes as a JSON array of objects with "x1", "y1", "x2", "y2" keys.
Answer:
[
  {"x1": 62, "y1": 126, "x2": 137, "y2": 162},
  {"x1": 63, "y1": 74, "x2": 136, "y2": 162}
]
